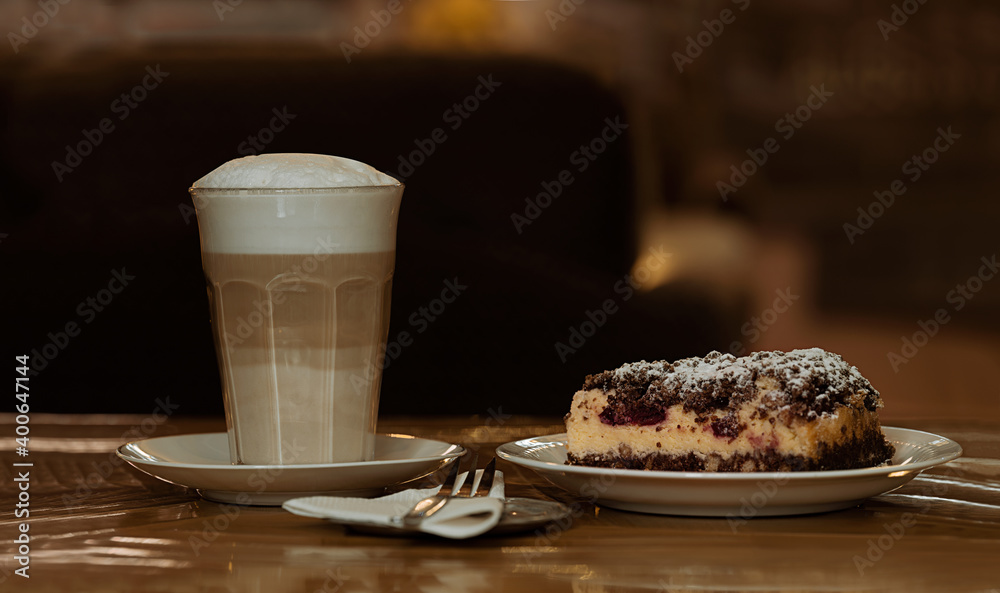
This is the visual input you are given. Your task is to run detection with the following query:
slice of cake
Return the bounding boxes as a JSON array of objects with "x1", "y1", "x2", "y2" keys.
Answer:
[{"x1": 565, "y1": 349, "x2": 894, "y2": 472}]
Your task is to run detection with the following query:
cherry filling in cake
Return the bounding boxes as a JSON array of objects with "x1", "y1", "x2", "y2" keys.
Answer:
[{"x1": 565, "y1": 349, "x2": 895, "y2": 472}]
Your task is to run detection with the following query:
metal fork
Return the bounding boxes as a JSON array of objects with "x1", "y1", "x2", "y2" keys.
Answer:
[
  {"x1": 454, "y1": 456, "x2": 496, "y2": 500},
  {"x1": 399, "y1": 454, "x2": 497, "y2": 527}
]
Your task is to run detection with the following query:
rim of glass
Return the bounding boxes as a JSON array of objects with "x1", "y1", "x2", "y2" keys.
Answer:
[{"x1": 189, "y1": 184, "x2": 403, "y2": 195}]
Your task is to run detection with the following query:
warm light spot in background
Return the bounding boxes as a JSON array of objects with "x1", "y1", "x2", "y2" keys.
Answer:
[
  {"x1": 410, "y1": 0, "x2": 501, "y2": 49},
  {"x1": 630, "y1": 211, "x2": 757, "y2": 300}
]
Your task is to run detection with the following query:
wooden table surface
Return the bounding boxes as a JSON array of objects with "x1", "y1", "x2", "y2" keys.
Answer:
[{"x1": 1, "y1": 413, "x2": 998, "y2": 593}]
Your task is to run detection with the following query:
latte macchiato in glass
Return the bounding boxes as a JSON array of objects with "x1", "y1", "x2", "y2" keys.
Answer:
[{"x1": 190, "y1": 154, "x2": 402, "y2": 465}]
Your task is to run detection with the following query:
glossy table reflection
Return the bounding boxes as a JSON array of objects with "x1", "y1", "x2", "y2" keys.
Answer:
[{"x1": 2, "y1": 414, "x2": 999, "y2": 592}]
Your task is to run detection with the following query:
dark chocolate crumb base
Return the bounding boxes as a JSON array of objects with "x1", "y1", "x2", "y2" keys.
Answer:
[{"x1": 567, "y1": 431, "x2": 895, "y2": 472}]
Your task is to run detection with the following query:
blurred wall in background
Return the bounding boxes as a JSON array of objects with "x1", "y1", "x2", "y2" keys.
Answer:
[{"x1": 2, "y1": 0, "x2": 998, "y2": 420}]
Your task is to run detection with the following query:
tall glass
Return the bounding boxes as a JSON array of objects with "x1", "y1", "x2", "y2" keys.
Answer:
[{"x1": 189, "y1": 184, "x2": 403, "y2": 465}]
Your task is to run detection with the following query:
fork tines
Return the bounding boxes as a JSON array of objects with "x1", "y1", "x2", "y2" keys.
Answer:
[
  {"x1": 441, "y1": 452, "x2": 499, "y2": 498},
  {"x1": 475, "y1": 457, "x2": 497, "y2": 496},
  {"x1": 437, "y1": 453, "x2": 463, "y2": 495},
  {"x1": 453, "y1": 452, "x2": 479, "y2": 497}
]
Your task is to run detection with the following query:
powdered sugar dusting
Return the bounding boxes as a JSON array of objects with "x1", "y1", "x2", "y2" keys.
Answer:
[
  {"x1": 583, "y1": 348, "x2": 881, "y2": 420},
  {"x1": 607, "y1": 360, "x2": 672, "y2": 385},
  {"x1": 659, "y1": 351, "x2": 754, "y2": 396}
]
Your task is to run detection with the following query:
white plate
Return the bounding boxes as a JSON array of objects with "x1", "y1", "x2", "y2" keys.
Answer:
[
  {"x1": 118, "y1": 433, "x2": 465, "y2": 505},
  {"x1": 496, "y1": 427, "x2": 962, "y2": 517}
]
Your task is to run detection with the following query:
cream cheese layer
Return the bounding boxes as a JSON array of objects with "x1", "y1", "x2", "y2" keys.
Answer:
[{"x1": 566, "y1": 387, "x2": 881, "y2": 462}]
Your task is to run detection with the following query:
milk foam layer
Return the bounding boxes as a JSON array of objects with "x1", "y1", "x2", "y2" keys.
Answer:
[
  {"x1": 191, "y1": 155, "x2": 402, "y2": 255},
  {"x1": 192, "y1": 153, "x2": 398, "y2": 189}
]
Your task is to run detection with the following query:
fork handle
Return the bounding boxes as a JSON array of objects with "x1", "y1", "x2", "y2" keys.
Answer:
[{"x1": 401, "y1": 495, "x2": 450, "y2": 527}]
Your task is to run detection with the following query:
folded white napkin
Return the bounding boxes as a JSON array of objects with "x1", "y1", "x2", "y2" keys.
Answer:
[{"x1": 282, "y1": 469, "x2": 505, "y2": 539}]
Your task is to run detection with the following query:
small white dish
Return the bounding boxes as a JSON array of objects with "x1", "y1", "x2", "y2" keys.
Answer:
[
  {"x1": 118, "y1": 432, "x2": 465, "y2": 505},
  {"x1": 496, "y1": 427, "x2": 962, "y2": 517}
]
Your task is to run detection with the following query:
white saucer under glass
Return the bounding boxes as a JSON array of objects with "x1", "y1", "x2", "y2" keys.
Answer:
[{"x1": 118, "y1": 433, "x2": 465, "y2": 505}]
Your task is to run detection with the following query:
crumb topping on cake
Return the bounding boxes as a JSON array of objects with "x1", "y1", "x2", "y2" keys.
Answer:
[{"x1": 583, "y1": 348, "x2": 881, "y2": 426}]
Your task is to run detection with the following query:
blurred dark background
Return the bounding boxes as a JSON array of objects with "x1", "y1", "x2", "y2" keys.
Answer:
[{"x1": 2, "y1": 0, "x2": 998, "y2": 420}]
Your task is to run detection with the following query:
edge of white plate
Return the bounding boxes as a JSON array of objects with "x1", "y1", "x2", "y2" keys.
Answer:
[{"x1": 496, "y1": 427, "x2": 963, "y2": 480}]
